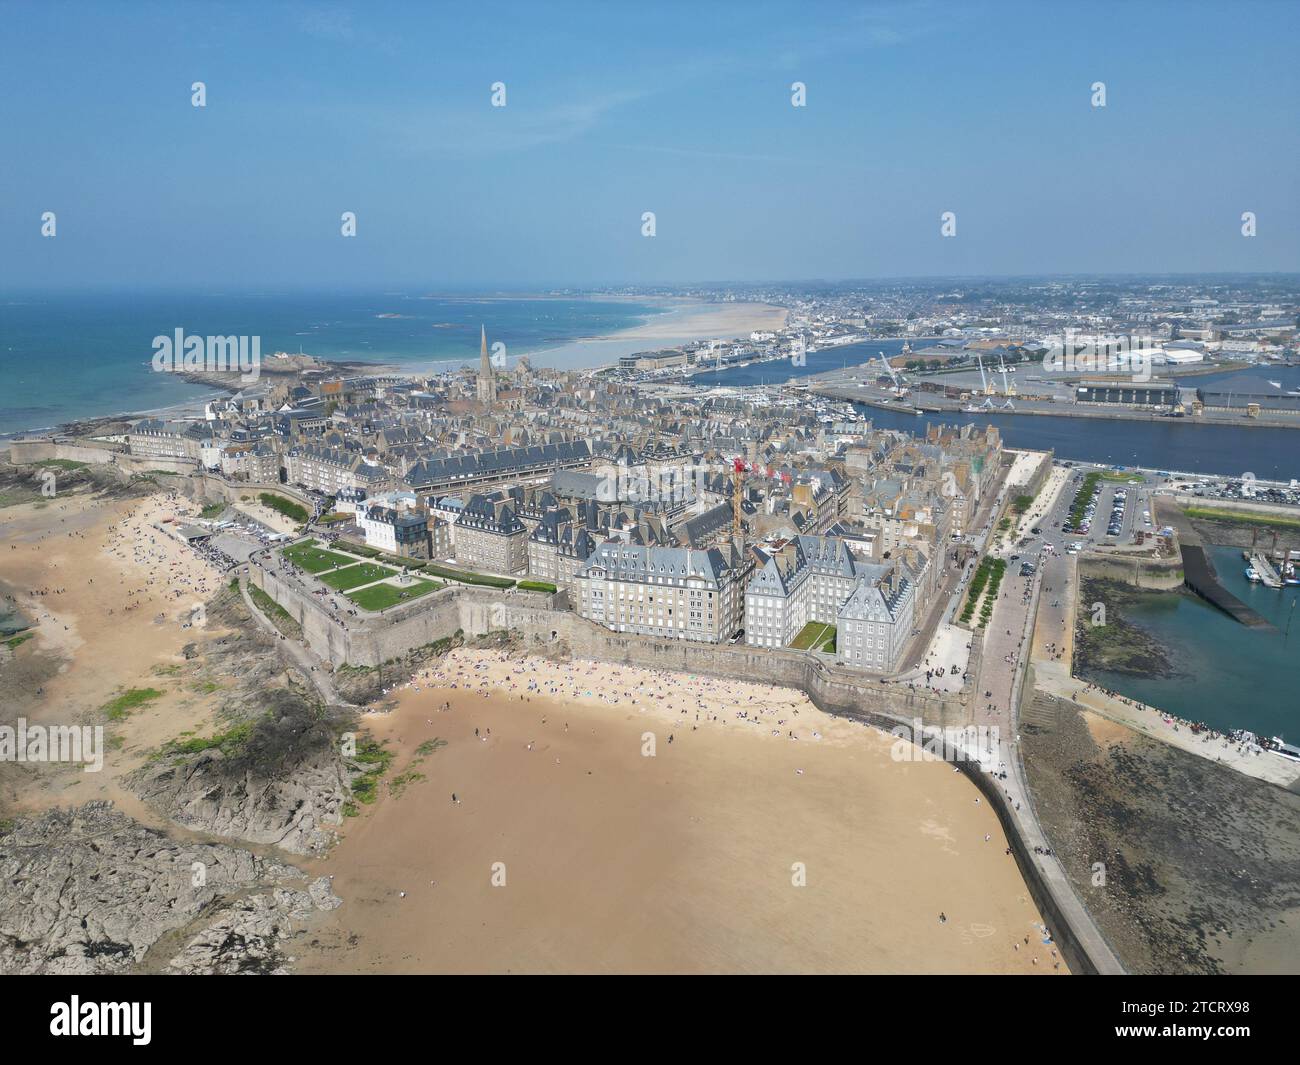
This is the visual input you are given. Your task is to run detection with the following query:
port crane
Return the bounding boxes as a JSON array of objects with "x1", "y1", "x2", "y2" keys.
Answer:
[
  {"x1": 878, "y1": 352, "x2": 908, "y2": 397},
  {"x1": 997, "y1": 352, "x2": 1016, "y2": 408},
  {"x1": 975, "y1": 355, "x2": 996, "y2": 407}
]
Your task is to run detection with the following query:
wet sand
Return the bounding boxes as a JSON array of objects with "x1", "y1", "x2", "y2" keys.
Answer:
[
  {"x1": 298, "y1": 651, "x2": 1066, "y2": 974},
  {"x1": 1024, "y1": 694, "x2": 1300, "y2": 975}
]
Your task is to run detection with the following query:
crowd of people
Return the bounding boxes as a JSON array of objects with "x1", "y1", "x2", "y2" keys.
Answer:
[{"x1": 403, "y1": 649, "x2": 819, "y2": 740}]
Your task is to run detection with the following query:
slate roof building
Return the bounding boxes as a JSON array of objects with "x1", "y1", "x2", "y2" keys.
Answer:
[{"x1": 574, "y1": 542, "x2": 745, "y2": 643}]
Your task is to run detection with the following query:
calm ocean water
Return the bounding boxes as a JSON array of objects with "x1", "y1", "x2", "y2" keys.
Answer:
[
  {"x1": 1086, "y1": 545, "x2": 1300, "y2": 741},
  {"x1": 0, "y1": 291, "x2": 672, "y2": 435}
]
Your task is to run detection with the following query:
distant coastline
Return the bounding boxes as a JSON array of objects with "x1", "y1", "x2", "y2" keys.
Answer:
[{"x1": 0, "y1": 293, "x2": 785, "y2": 440}]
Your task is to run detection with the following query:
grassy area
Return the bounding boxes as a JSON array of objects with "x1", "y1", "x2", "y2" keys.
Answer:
[
  {"x1": 421, "y1": 562, "x2": 516, "y2": 588},
  {"x1": 791, "y1": 621, "x2": 836, "y2": 652},
  {"x1": 388, "y1": 770, "x2": 426, "y2": 797},
  {"x1": 346, "y1": 739, "x2": 395, "y2": 813},
  {"x1": 319, "y1": 561, "x2": 397, "y2": 591},
  {"x1": 281, "y1": 540, "x2": 356, "y2": 573},
  {"x1": 248, "y1": 582, "x2": 302, "y2": 637},
  {"x1": 4, "y1": 631, "x2": 34, "y2": 650},
  {"x1": 199, "y1": 501, "x2": 226, "y2": 519},
  {"x1": 33, "y1": 458, "x2": 89, "y2": 471},
  {"x1": 1184, "y1": 506, "x2": 1300, "y2": 530},
  {"x1": 100, "y1": 687, "x2": 163, "y2": 721},
  {"x1": 345, "y1": 579, "x2": 439, "y2": 611},
  {"x1": 258, "y1": 492, "x2": 308, "y2": 524},
  {"x1": 316, "y1": 512, "x2": 350, "y2": 524},
  {"x1": 517, "y1": 580, "x2": 558, "y2": 594},
  {"x1": 157, "y1": 722, "x2": 254, "y2": 760}
]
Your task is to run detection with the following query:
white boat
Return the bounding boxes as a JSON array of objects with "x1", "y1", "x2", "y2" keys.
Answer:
[
  {"x1": 1271, "y1": 738, "x2": 1300, "y2": 762},
  {"x1": 1244, "y1": 566, "x2": 1262, "y2": 582}
]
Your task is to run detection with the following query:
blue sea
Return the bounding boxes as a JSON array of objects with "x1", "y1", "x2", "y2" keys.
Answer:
[{"x1": 0, "y1": 290, "x2": 677, "y2": 436}]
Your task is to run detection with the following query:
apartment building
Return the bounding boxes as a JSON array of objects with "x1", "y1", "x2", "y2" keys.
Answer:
[
  {"x1": 218, "y1": 441, "x2": 281, "y2": 483},
  {"x1": 285, "y1": 444, "x2": 390, "y2": 496},
  {"x1": 574, "y1": 542, "x2": 745, "y2": 643},
  {"x1": 454, "y1": 492, "x2": 528, "y2": 575},
  {"x1": 745, "y1": 534, "x2": 860, "y2": 647},
  {"x1": 128, "y1": 418, "x2": 210, "y2": 462},
  {"x1": 744, "y1": 533, "x2": 916, "y2": 670},
  {"x1": 835, "y1": 567, "x2": 915, "y2": 672},
  {"x1": 527, "y1": 510, "x2": 597, "y2": 589}
]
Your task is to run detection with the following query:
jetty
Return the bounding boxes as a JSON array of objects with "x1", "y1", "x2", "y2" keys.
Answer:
[
  {"x1": 1246, "y1": 551, "x2": 1284, "y2": 588},
  {"x1": 1181, "y1": 544, "x2": 1272, "y2": 627}
]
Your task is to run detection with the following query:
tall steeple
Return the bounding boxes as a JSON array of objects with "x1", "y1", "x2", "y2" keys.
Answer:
[{"x1": 476, "y1": 323, "x2": 497, "y2": 407}]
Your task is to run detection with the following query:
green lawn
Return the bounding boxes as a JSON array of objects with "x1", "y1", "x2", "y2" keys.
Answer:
[
  {"x1": 319, "y1": 562, "x2": 397, "y2": 591},
  {"x1": 791, "y1": 621, "x2": 836, "y2": 652},
  {"x1": 518, "y1": 580, "x2": 558, "y2": 594},
  {"x1": 346, "y1": 579, "x2": 440, "y2": 611},
  {"x1": 282, "y1": 541, "x2": 358, "y2": 573},
  {"x1": 259, "y1": 492, "x2": 309, "y2": 523}
]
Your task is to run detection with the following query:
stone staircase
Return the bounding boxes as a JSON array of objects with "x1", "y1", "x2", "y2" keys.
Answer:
[{"x1": 1021, "y1": 691, "x2": 1061, "y2": 732}]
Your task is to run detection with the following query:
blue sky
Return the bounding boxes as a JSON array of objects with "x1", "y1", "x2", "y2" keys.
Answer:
[{"x1": 1, "y1": 0, "x2": 1297, "y2": 288}]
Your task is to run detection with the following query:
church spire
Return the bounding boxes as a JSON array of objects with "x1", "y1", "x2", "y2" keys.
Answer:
[{"x1": 477, "y1": 323, "x2": 497, "y2": 407}]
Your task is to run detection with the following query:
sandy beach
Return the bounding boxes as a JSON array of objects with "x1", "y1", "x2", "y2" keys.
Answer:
[
  {"x1": 511, "y1": 299, "x2": 790, "y2": 373},
  {"x1": 0, "y1": 487, "x2": 232, "y2": 819},
  {"x1": 3, "y1": 484, "x2": 1065, "y2": 974},
  {"x1": 297, "y1": 649, "x2": 1066, "y2": 974},
  {"x1": 592, "y1": 299, "x2": 788, "y2": 342}
]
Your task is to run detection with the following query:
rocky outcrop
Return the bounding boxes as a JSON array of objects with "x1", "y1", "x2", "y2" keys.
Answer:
[
  {"x1": 130, "y1": 703, "x2": 360, "y2": 856},
  {"x1": 0, "y1": 802, "x2": 340, "y2": 975},
  {"x1": 166, "y1": 880, "x2": 341, "y2": 975},
  {"x1": 127, "y1": 589, "x2": 363, "y2": 856}
]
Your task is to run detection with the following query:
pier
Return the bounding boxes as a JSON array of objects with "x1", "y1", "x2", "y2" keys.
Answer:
[
  {"x1": 1180, "y1": 544, "x2": 1273, "y2": 627},
  {"x1": 1246, "y1": 551, "x2": 1284, "y2": 588}
]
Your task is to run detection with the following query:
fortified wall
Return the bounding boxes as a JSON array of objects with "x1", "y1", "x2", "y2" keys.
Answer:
[
  {"x1": 1077, "y1": 552, "x2": 1185, "y2": 590},
  {"x1": 248, "y1": 557, "x2": 973, "y2": 728}
]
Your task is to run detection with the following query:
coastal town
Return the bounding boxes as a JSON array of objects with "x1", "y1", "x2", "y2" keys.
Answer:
[
  {"x1": 3, "y1": 0, "x2": 1299, "y2": 1008},
  {"x1": 4, "y1": 276, "x2": 1300, "y2": 983}
]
